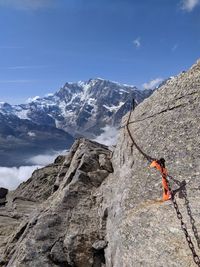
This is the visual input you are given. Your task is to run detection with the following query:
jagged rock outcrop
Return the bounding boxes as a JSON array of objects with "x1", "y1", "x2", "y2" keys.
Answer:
[
  {"x1": 0, "y1": 157, "x2": 70, "y2": 264},
  {"x1": 0, "y1": 59, "x2": 200, "y2": 266},
  {"x1": 0, "y1": 139, "x2": 113, "y2": 267}
]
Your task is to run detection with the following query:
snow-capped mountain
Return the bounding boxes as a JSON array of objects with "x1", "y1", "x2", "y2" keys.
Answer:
[{"x1": 0, "y1": 78, "x2": 153, "y2": 138}]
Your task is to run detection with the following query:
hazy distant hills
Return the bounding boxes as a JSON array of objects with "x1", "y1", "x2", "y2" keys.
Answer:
[
  {"x1": 0, "y1": 78, "x2": 153, "y2": 166},
  {"x1": 0, "y1": 112, "x2": 74, "y2": 167}
]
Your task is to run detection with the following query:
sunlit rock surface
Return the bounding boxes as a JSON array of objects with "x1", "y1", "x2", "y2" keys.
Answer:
[{"x1": 102, "y1": 59, "x2": 200, "y2": 267}]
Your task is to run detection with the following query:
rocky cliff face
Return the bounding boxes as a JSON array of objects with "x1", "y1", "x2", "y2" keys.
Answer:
[
  {"x1": 101, "y1": 60, "x2": 200, "y2": 267},
  {"x1": 0, "y1": 139, "x2": 113, "y2": 267},
  {"x1": 0, "y1": 60, "x2": 200, "y2": 266}
]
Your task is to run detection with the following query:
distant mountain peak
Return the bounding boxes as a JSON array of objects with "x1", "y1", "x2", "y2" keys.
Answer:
[
  {"x1": 64, "y1": 78, "x2": 137, "y2": 90},
  {"x1": 0, "y1": 78, "x2": 153, "y2": 139}
]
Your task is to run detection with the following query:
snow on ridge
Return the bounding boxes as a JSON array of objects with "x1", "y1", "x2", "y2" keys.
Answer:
[
  {"x1": 58, "y1": 101, "x2": 73, "y2": 118},
  {"x1": 94, "y1": 77, "x2": 136, "y2": 89},
  {"x1": 80, "y1": 83, "x2": 92, "y2": 101},
  {"x1": 122, "y1": 83, "x2": 136, "y2": 88},
  {"x1": 119, "y1": 88, "x2": 130, "y2": 93},
  {"x1": 27, "y1": 131, "x2": 36, "y2": 137},
  {"x1": 62, "y1": 78, "x2": 136, "y2": 95},
  {"x1": 88, "y1": 98, "x2": 96, "y2": 106},
  {"x1": 63, "y1": 93, "x2": 79, "y2": 107},
  {"x1": 27, "y1": 96, "x2": 40, "y2": 103},
  {"x1": 15, "y1": 109, "x2": 29, "y2": 120},
  {"x1": 106, "y1": 79, "x2": 136, "y2": 88},
  {"x1": 103, "y1": 101, "x2": 125, "y2": 112},
  {"x1": 46, "y1": 93, "x2": 54, "y2": 97},
  {"x1": 78, "y1": 81, "x2": 86, "y2": 87},
  {"x1": 85, "y1": 77, "x2": 135, "y2": 88}
]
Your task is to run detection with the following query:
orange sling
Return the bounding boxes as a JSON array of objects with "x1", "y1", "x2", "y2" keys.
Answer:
[{"x1": 150, "y1": 160, "x2": 171, "y2": 201}]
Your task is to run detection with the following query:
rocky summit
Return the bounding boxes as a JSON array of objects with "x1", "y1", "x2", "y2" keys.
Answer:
[{"x1": 0, "y1": 59, "x2": 200, "y2": 267}]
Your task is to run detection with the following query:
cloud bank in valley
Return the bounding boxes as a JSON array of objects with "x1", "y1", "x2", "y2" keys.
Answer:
[
  {"x1": 142, "y1": 78, "x2": 163, "y2": 90},
  {"x1": 27, "y1": 150, "x2": 67, "y2": 165},
  {"x1": 93, "y1": 125, "x2": 119, "y2": 146},
  {"x1": 0, "y1": 150, "x2": 68, "y2": 190},
  {"x1": 0, "y1": 165, "x2": 41, "y2": 190}
]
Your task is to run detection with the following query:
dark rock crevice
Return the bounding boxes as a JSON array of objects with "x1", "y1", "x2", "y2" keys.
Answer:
[
  {"x1": 123, "y1": 102, "x2": 187, "y2": 126},
  {"x1": 11, "y1": 222, "x2": 28, "y2": 243}
]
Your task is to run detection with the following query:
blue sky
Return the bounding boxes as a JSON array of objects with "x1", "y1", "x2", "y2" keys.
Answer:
[{"x1": 0, "y1": 0, "x2": 200, "y2": 104}]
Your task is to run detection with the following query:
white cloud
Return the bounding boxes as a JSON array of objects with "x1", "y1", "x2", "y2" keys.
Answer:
[
  {"x1": 27, "y1": 95, "x2": 40, "y2": 103},
  {"x1": 181, "y1": 0, "x2": 199, "y2": 11},
  {"x1": 27, "y1": 131, "x2": 36, "y2": 137},
  {"x1": 142, "y1": 78, "x2": 163, "y2": 90},
  {"x1": 0, "y1": 150, "x2": 68, "y2": 190},
  {"x1": 172, "y1": 44, "x2": 178, "y2": 52},
  {"x1": 26, "y1": 92, "x2": 53, "y2": 103},
  {"x1": 45, "y1": 93, "x2": 54, "y2": 97},
  {"x1": 0, "y1": 165, "x2": 41, "y2": 190},
  {"x1": 27, "y1": 150, "x2": 67, "y2": 165},
  {"x1": 133, "y1": 37, "x2": 141, "y2": 48},
  {"x1": 93, "y1": 125, "x2": 119, "y2": 146},
  {"x1": 0, "y1": 0, "x2": 54, "y2": 10}
]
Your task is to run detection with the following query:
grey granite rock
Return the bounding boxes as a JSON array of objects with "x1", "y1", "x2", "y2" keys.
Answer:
[{"x1": 100, "y1": 59, "x2": 200, "y2": 267}]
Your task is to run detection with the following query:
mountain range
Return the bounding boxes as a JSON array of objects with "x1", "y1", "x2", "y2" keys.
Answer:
[{"x1": 0, "y1": 78, "x2": 153, "y2": 166}]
